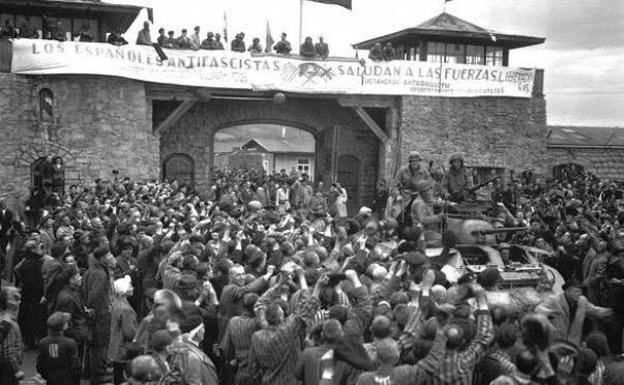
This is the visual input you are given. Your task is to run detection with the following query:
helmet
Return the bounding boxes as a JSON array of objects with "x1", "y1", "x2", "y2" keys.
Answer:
[
  {"x1": 498, "y1": 242, "x2": 510, "y2": 250},
  {"x1": 408, "y1": 151, "x2": 422, "y2": 160}
]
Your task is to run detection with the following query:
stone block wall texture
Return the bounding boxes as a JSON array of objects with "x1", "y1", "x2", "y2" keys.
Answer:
[
  {"x1": 0, "y1": 73, "x2": 158, "y2": 197},
  {"x1": 397, "y1": 95, "x2": 548, "y2": 179},
  {"x1": 156, "y1": 99, "x2": 380, "y2": 208},
  {"x1": 547, "y1": 147, "x2": 624, "y2": 181}
]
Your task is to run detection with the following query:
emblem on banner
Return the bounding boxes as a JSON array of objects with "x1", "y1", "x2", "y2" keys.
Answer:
[{"x1": 280, "y1": 62, "x2": 333, "y2": 85}]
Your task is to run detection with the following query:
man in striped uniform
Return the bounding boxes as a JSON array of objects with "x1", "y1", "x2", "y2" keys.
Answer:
[
  {"x1": 249, "y1": 268, "x2": 322, "y2": 385},
  {"x1": 220, "y1": 293, "x2": 261, "y2": 385},
  {"x1": 430, "y1": 284, "x2": 494, "y2": 385}
]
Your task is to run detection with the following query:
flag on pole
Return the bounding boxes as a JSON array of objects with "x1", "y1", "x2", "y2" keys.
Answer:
[
  {"x1": 265, "y1": 21, "x2": 274, "y2": 53},
  {"x1": 306, "y1": 0, "x2": 352, "y2": 10},
  {"x1": 223, "y1": 12, "x2": 228, "y2": 43}
]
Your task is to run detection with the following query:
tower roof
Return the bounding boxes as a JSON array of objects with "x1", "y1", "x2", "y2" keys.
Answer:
[{"x1": 352, "y1": 12, "x2": 544, "y2": 50}]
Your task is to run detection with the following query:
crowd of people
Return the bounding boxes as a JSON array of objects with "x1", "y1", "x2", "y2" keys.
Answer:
[
  {"x1": 368, "y1": 42, "x2": 397, "y2": 61},
  {"x1": 1, "y1": 18, "x2": 334, "y2": 59},
  {"x1": 0, "y1": 154, "x2": 624, "y2": 385},
  {"x1": 137, "y1": 22, "x2": 330, "y2": 58}
]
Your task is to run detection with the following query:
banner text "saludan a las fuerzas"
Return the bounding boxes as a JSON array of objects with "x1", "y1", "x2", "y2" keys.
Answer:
[{"x1": 10, "y1": 39, "x2": 536, "y2": 98}]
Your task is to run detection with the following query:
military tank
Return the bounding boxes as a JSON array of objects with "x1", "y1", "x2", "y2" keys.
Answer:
[{"x1": 428, "y1": 200, "x2": 564, "y2": 315}]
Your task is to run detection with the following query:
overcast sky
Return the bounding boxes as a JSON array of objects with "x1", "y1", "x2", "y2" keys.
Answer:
[{"x1": 119, "y1": 0, "x2": 623, "y2": 127}]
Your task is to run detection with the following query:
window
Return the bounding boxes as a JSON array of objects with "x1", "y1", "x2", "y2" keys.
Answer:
[
  {"x1": 486, "y1": 47, "x2": 503, "y2": 66},
  {"x1": 445, "y1": 43, "x2": 465, "y2": 64},
  {"x1": 466, "y1": 45, "x2": 485, "y2": 65},
  {"x1": 262, "y1": 160, "x2": 269, "y2": 172},
  {"x1": 426, "y1": 42, "x2": 445, "y2": 63},
  {"x1": 38, "y1": 88, "x2": 54, "y2": 121},
  {"x1": 297, "y1": 158, "x2": 310, "y2": 174}
]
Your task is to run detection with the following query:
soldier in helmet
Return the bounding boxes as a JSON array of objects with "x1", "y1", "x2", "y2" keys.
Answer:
[
  {"x1": 393, "y1": 151, "x2": 430, "y2": 194},
  {"x1": 411, "y1": 180, "x2": 443, "y2": 247},
  {"x1": 441, "y1": 153, "x2": 473, "y2": 202}
]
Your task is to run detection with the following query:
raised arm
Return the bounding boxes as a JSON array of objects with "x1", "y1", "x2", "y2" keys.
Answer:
[{"x1": 458, "y1": 285, "x2": 494, "y2": 371}]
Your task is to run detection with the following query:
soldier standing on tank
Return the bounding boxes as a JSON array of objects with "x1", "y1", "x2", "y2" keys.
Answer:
[
  {"x1": 393, "y1": 151, "x2": 430, "y2": 194},
  {"x1": 441, "y1": 154, "x2": 473, "y2": 202}
]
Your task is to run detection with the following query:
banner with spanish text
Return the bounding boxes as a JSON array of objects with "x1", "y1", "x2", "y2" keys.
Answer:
[{"x1": 10, "y1": 39, "x2": 536, "y2": 98}]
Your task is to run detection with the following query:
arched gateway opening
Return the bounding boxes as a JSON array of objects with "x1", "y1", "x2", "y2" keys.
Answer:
[
  {"x1": 214, "y1": 123, "x2": 316, "y2": 180},
  {"x1": 153, "y1": 95, "x2": 391, "y2": 210}
]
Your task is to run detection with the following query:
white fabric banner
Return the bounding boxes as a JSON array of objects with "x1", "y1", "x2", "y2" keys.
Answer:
[{"x1": 10, "y1": 39, "x2": 536, "y2": 98}]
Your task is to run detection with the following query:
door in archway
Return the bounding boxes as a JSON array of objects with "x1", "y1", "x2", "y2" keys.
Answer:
[
  {"x1": 337, "y1": 154, "x2": 360, "y2": 216},
  {"x1": 163, "y1": 154, "x2": 195, "y2": 187}
]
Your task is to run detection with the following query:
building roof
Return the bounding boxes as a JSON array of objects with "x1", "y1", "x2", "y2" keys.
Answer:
[
  {"x1": 0, "y1": 0, "x2": 146, "y2": 11},
  {"x1": 242, "y1": 137, "x2": 314, "y2": 154},
  {"x1": 548, "y1": 126, "x2": 624, "y2": 148},
  {"x1": 0, "y1": 0, "x2": 150, "y2": 24},
  {"x1": 352, "y1": 12, "x2": 545, "y2": 50}
]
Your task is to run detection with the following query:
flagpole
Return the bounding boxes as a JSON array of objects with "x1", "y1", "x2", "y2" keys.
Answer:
[{"x1": 299, "y1": 0, "x2": 303, "y2": 47}]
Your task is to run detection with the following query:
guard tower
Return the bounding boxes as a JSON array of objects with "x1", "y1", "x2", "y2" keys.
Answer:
[{"x1": 353, "y1": 12, "x2": 544, "y2": 66}]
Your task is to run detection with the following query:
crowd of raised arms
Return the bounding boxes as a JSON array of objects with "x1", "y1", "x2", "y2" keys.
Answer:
[{"x1": 1, "y1": 153, "x2": 624, "y2": 385}]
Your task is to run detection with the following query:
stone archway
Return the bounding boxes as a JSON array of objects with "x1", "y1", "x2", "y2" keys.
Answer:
[
  {"x1": 155, "y1": 98, "x2": 382, "y2": 206},
  {"x1": 213, "y1": 121, "x2": 319, "y2": 180}
]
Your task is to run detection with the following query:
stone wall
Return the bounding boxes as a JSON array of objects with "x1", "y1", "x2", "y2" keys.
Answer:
[
  {"x1": 0, "y1": 73, "x2": 159, "y2": 198},
  {"x1": 397, "y1": 95, "x2": 548, "y2": 179},
  {"x1": 546, "y1": 147, "x2": 624, "y2": 181},
  {"x1": 156, "y1": 98, "x2": 380, "y2": 208}
]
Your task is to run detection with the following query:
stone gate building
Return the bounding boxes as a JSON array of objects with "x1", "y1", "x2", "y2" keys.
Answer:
[{"x1": 0, "y1": 0, "x2": 549, "y2": 211}]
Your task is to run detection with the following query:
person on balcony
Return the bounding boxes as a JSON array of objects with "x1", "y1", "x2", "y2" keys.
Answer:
[
  {"x1": 107, "y1": 29, "x2": 128, "y2": 46},
  {"x1": 273, "y1": 33, "x2": 292, "y2": 55},
  {"x1": 368, "y1": 43, "x2": 383, "y2": 61},
  {"x1": 300, "y1": 36, "x2": 317, "y2": 58},
  {"x1": 231, "y1": 33, "x2": 246, "y2": 52},
  {"x1": 157, "y1": 28, "x2": 167, "y2": 47},
  {"x1": 315, "y1": 36, "x2": 329, "y2": 59},
  {"x1": 176, "y1": 29, "x2": 191, "y2": 50},
  {"x1": 382, "y1": 42, "x2": 395, "y2": 61},
  {"x1": 164, "y1": 31, "x2": 178, "y2": 48},
  {"x1": 248, "y1": 37, "x2": 263, "y2": 53},
  {"x1": 200, "y1": 32, "x2": 217, "y2": 50},
  {"x1": 190, "y1": 26, "x2": 201, "y2": 50},
  {"x1": 136, "y1": 21, "x2": 152, "y2": 46},
  {"x1": 214, "y1": 33, "x2": 225, "y2": 50}
]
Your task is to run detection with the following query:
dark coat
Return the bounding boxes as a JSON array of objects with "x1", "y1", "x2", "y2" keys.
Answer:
[
  {"x1": 36, "y1": 333, "x2": 81, "y2": 385},
  {"x1": 82, "y1": 260, "x2": 112, "y2": 345},
  {"x1": 55, "y1": 286, "x2": 90, "y2": 343}
]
